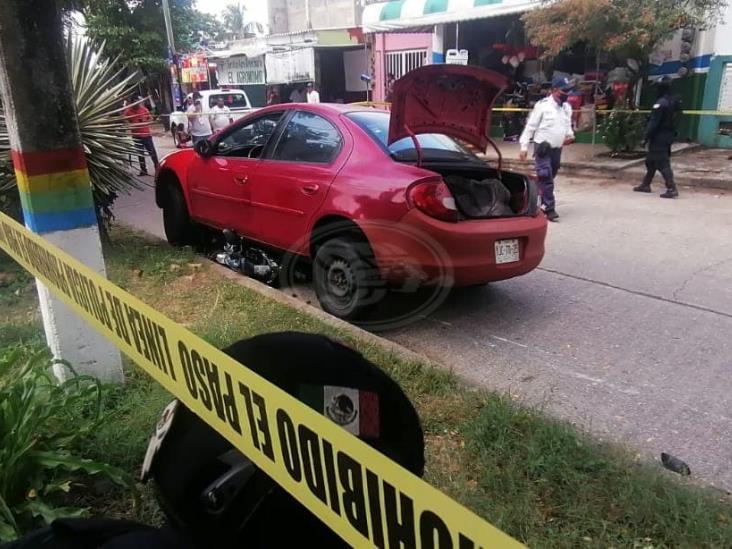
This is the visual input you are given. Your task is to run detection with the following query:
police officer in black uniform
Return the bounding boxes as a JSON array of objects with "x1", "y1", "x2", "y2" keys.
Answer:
[{"x1": 633, "y1": 76, "x2": 679, "y2": 198}]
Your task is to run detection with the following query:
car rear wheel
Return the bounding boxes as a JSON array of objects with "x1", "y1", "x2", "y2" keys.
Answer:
[
  {"x1": 313, "y1": 237, "x2": 386, "y2": 321},
  {"x1": 163, "y1": 184, "x2": 196, "y2": 246}
]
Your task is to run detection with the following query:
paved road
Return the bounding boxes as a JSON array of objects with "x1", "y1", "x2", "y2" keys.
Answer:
[{"x1": 116, "y1": 136, "x2": 732, "y2": 491}]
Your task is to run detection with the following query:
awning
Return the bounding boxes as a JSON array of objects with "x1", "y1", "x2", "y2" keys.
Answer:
[
  {"x1": 362, "y1": 0, "x2": 540, "y2": 33},
  {"x1": 207, "y1": 45, "x2": 268, "y2": 59}
]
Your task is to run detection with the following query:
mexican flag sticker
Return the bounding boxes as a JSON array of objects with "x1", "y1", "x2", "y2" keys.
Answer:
[{"x1": 300, "y1": 385, "x2": 380, "y2": 438}]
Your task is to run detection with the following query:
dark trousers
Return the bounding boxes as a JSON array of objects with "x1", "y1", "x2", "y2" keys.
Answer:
[
  {"x1": 134, "y1": 136, "x2": 158, "y2": 174},
  {"x1": 642, "y1": 147, "x2": 675, "y2": 189},
  {"x1": 535, "y1": 147, "x2": 562, "y2": 212}
]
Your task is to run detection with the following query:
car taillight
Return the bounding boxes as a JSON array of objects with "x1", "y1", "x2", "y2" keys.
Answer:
[{"x1": 407, "y1": 179, "x2": 458, "y2": 222}]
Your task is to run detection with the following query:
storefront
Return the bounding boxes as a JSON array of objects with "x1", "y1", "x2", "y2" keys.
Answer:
[
  {"x1": 371, "y1": 32, "x2": 433, "y2": 103},
  {"x1": 362, "y1": 0, "x2": 544, "y2": 110},
  {"x1": 265, "y1": 29, "x2": 369, "y2": 104},
  {"x1": 362, "y1": 0, "x2": 709, "y2": 142},
  {"x1": 652, "y1": 1, "x2": 732, "y2": 147}
]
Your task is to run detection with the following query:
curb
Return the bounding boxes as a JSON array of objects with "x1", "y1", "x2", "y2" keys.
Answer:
[
  {"x1": 499, "y1": 159, "x2": 732, "y2": 191},
  {"x1": 209, "y1": 263, "x2": 448, "y2": 371}
]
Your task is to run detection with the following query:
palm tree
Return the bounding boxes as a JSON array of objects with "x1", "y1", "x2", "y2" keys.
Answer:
[
  {"x1": 0, "y1": 37, "x2": 145, "y2": 231},
  {"x1": 223, "y1": 3, "x2": 248, "y2": 40}
]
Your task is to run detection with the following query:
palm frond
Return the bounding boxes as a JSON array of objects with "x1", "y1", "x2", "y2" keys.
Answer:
[{"x1": 0, "y1": 36, "x2": 147, "y2": 203}]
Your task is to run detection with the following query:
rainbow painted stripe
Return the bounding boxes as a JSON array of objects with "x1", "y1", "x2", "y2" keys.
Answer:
[{"x1": 12, "y1": 148, "x2": 97, "y2": 233}]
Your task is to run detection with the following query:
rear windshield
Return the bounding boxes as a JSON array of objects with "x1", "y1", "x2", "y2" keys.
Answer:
[
  {"x1": 346, "y1": 111, "x2": 478, "y2": 162},
  {"x1": 209, "y1": 93, "x2": 250, "y2": 109}
]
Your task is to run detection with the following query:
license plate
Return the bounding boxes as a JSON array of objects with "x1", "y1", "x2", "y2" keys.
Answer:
[
  {"x1": 140, "y1": 400, "x2": 178, "y2": 481},
  {"x1": 495, "y1": 239, "x2": 520, "y2": 264}
]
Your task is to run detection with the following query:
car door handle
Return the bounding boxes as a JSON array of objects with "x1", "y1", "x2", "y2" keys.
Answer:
[
  {"x1": 301, "y1": 184, "x2": 319, "y2": 195},
  {"x1": 234, "y1": 175, "x2": 248, "y2": 185}
]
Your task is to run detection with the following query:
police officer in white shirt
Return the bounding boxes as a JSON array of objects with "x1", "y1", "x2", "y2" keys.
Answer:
[
  {"x1": 210, "y1": 97, "x2": 233, "y2": 132},
  {"x1": 519, "y1": 76, "x2": 576, "y2": 222}
]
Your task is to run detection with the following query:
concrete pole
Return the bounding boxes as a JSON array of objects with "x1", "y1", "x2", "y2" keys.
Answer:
[
  {"x1": 432, "y1": 24, "x2": 445, "y2": 64},
  {"x1": 0, "y1": 0, "x2": 123, "y2": 383}
]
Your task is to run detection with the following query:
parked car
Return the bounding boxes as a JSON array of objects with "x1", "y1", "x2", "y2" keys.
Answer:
[
  {"x1": 155, "y1": 65, "x2": 547, "y2": 320},
  {"x1": 169, "y1": 88, "x2": 255, "y2": 147}
]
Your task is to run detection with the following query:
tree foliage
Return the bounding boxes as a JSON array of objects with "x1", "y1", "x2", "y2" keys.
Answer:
[
  {"x1": 601, "y1": 105, "x2": 647, "y2": 153},
  {"x1": 1, "y1": 38, "x2": 145, "y2": 229},
  {"x1": 65, "y1": 0, "x2": 224, "y2": 77},
  {"x1": 223, "y1": 3, "x2": 248, "y2": 40},
  {"x1": 523, "y1": 0, "x2": 727, "y2": 61}
]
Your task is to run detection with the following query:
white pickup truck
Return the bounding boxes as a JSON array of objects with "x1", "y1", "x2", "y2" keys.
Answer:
[{"x1": 169, "y1": 88, "x2": 255, "y2": 146}]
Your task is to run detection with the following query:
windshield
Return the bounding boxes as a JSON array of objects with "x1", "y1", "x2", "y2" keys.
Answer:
[
  {"x1": 209, "y1": 92, "x2": 250, "y2": 109},
  {"x1": 346, "y1": 111, "x2": 478, "y2": 162}
]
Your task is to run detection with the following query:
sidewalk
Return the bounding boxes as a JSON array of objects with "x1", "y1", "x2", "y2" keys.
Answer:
[{"x1": 483, "y1": 142, "x2": 731, "y2": 191}]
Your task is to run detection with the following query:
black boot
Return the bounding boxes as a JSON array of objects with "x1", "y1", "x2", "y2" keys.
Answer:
[
  {"x1": 633, "y1": 183, "x2": 651, "y2": 193},
  {"x1": 660, "y1": 186, "x2": 678, "y2": 199},
  {"x1": 659, "y1": 165, "x2": 678, "y2": 198}
]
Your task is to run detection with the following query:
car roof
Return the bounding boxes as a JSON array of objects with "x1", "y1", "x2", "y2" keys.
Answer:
[
  {"x1": 189, "y1": 89, "x2": 248, "y2": 96},
  {"x1": 261, "y1": 103, "x2": 388, "y2": 116}
]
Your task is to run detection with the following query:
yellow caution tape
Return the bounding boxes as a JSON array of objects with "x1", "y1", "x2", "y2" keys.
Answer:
[
  {"x1": 0, "y1": 211, "x2": 523, "y2": 549},
  {"x1": 491, "y1": 107, "x2": 732, "y2": 115},
  {"x1": 348, "y1": 101, "x2": 732, "y2": 116}
]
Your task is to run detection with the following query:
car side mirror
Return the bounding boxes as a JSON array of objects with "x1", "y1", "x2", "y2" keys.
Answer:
[{"x1": 194, "y1": 139, "x2": 214, "y2": 158}]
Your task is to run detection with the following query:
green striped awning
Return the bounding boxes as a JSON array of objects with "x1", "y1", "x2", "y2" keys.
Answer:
[{"x1": 362, "y1": 0, "x2": 540, "y2": 33}]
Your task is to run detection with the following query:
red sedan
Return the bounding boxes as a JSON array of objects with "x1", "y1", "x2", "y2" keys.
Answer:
[{"x1": 155, "y1": 65, "x2": 547, "y2": 320}]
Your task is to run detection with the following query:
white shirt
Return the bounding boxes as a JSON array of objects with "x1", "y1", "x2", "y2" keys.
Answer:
[
  {"x1": 188, "y1": 105, "x2": 213, "y2": 136},
  {"x1": 289, "y1": 89, "x2": 306, "y2": 103},
  {"x1": 519, "y1": 96, "x2": 574, "y2": 152},
  {"x1": 306, "y1": 89, "x2": 320, "y2": 104},
  {"x1": 210, "y1": 105, "x2": 231, "y2": 131}
]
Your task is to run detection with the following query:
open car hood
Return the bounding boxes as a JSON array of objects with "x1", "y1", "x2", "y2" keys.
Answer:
[{"x1": 388, "y1": 64, "x2": 509, "y2": 151}]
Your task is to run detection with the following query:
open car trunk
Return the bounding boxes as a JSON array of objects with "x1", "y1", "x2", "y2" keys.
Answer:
[{"x1": 423, "y1": 162, "x2": 539, "y2": 220}]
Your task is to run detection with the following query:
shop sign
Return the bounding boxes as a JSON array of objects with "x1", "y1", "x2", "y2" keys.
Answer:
[
  {"x1": 218, "y1": 56, "x2": 265, "y2": 86},
  {"x1": 181, "y1": 66, "x2": 208, "y2": 83},
  {"x1": 180, "y1": 54, "x2": 209, "y2": 83},
  {"x1": 265, "y1": 48, "x2": 315, "y2": 84}
]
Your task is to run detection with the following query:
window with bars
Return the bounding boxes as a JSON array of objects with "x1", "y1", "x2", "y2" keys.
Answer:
[{"x1": 384, "y1": 49, "x2": 429, "y2": 81}]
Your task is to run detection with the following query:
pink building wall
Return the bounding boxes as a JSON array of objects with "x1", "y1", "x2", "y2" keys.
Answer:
[{"x1": 372, "y1": 33, "x2": 433, "y2": 102}]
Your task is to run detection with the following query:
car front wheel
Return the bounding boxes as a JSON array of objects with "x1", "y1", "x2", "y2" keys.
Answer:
[
  {"x1": 313, "y1": 237, "x2": 386, "y2": 321},
  {"x1": 162, "y1": 184, "x2": 196, "y2": 246}
]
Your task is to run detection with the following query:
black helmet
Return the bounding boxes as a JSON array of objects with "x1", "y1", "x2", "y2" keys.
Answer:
[{"x1": 144, "y1": 332, "x2": 424, "y2": 548}]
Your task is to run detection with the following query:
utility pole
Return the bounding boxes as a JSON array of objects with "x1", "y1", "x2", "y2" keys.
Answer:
[
  {"x1": 162, "y1": 0, "x2": 184, "y2": 109},
  {"x1": 0, "y1": 0, "x2": 123, "y2": 382},
  {"x1": 162, "y1": 0, "x2": 176, "y2": 54}
]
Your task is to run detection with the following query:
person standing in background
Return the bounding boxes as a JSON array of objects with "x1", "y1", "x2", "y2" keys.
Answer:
[
  {"x1": 306, "y1": 82, "x2": 320, "y2": 104},
  {"x1": 124, "y1": 96, "x2": 159, "y2": 176},
  {"x1": 188, "y1": 99, "x2": 213, "y2": 145},
  {"x1": 267, "y1": 87, "x2": 281, "y2": 105},
  {"x1": 289, "y1": 85, "x2": 306, "y2": 103},
  {"x1": 385, "y1": 73, "x2": 396, "y2": 103},
  {"x1": 210, "y1": 96, "x2": 233, "y2": 132},
  {"x1": 518, "y1": 76, "x2": 576, "y2": 222}
]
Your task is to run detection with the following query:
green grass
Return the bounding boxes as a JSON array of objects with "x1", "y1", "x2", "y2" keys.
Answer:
[{"x1": 2, "y1": 228, "x2": 731, "y2": 547}]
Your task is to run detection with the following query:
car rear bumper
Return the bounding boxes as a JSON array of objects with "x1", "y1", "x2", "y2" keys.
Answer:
[{"x1": 364, "y1": 210, "x2": 547, "y2": 287}]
